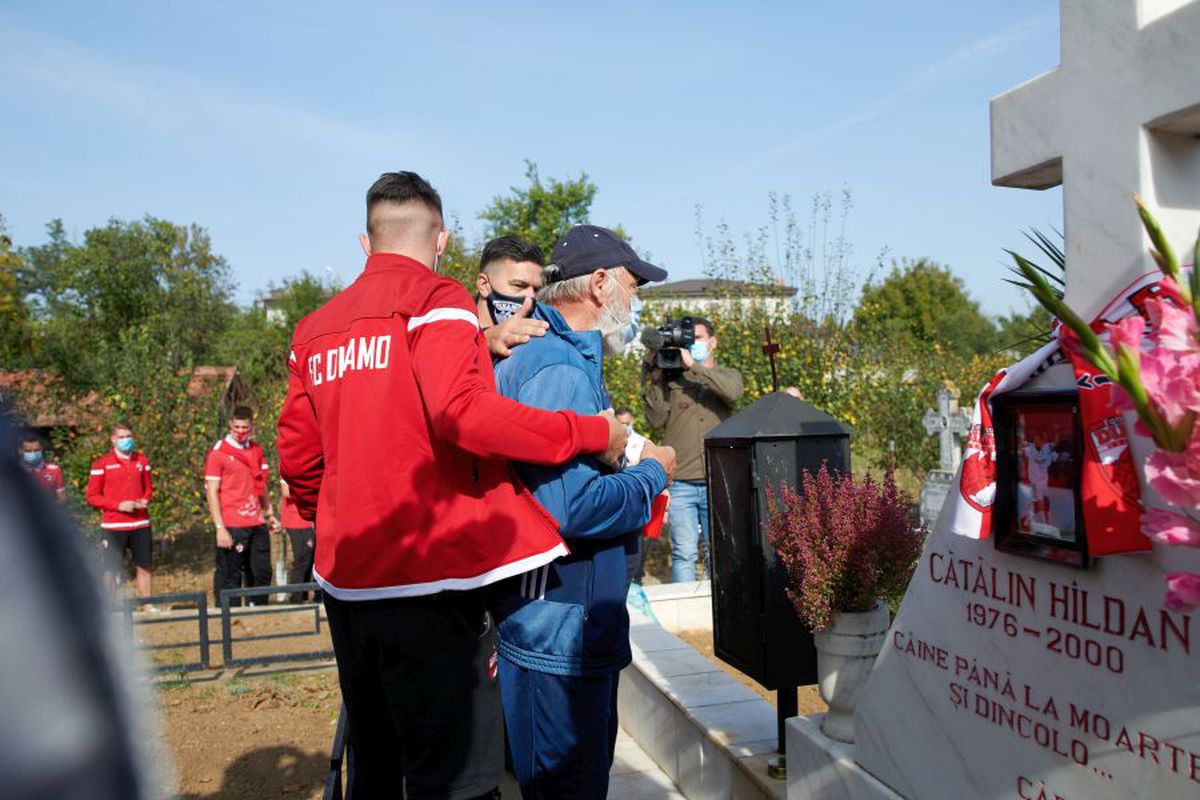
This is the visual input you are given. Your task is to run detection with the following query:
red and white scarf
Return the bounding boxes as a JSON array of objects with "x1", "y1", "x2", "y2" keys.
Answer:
[{"x1": 950, "y1": 272, "x2": 1182, "y2": 555}]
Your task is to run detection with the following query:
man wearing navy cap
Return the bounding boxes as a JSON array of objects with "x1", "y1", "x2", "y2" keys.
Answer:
[{"x1": 490, "y1": 225, "x2": 676, "y2": 799}]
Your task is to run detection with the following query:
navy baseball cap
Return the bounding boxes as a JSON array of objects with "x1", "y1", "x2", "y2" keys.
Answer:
[{"x1": 548, "y1": 225, "x2": 667, "y2": 285}]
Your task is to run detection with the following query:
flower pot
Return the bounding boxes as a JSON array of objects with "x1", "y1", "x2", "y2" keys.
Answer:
[{"x1": 813, "y1": 601, "x2": 890, "y2": 743}]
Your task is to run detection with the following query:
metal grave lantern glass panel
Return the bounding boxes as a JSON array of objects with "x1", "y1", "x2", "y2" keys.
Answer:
[
  {"x1": 704, "y1": 392, "x2": 851, "y2": 691},
  {"x1": 992, "y1": 388, "x2": 1089, "y2": 568}
]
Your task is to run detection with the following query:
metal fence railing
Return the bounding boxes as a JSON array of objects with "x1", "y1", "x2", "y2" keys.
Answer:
[
  {"x1": 122, "y1": 592, "x2": 210, "y2": 673},
  {"x1": 120, "y1": 583, "x2": 334, "y2": 672},
  {"x1": 219, "y1": 583, "x2": 334, "y2": 668}
]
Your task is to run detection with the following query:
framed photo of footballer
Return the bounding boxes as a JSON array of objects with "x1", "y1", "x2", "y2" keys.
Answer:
[{"x1": 991, "y1": 388, "x2": 1089, "y2": 568}]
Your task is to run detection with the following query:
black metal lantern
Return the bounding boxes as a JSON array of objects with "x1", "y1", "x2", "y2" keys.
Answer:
[{"x1": 704, "y1": 392, "x2": 851, "y2": 745}]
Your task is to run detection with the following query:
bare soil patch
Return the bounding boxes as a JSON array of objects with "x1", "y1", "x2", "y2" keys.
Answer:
[
  {"x1": 137, "y1": 597, "x2": 339, "y2": 800},
  {"x1": 156, "y1": 669, "x2": 341, "y2": 800}
]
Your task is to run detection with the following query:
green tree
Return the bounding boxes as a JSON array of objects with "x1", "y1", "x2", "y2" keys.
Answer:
[
  {"x1": 52, "y1": 324, "x2": 224, "y2": 541},
  {"x1": 0, "y1": 217, "x2": 32, "y2": 365},
  {"x1": 480, "y1": 160, "x2": 612, "y2": 258},
  {"x1": 853, "y1": 259, "x2": 997, "y2": 358},
  {"x1": 212, "y1": 271, "x2": 339, "y2": 395},
  {"x1": 21, "y1": 216, "x2": 235, "y2": 389},
  {"x1": 210, "y1": 270, "x2": 341, "y2": 470},
  {"x1": 436, "y1": 215, "x2": 482, "y2": 292},
  {"x1": 436, "y1": 161, "x2": 626, "y2": 294}
]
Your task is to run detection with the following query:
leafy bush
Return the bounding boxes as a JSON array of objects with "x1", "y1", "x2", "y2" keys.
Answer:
[{"x1": 619, "y1": 191, "x2": 1009, "y2": 478}]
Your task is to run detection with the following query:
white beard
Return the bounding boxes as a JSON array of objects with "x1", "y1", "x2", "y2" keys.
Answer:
[
  {"x1": 598, "y1": 292, "x2": 631, "y2": 357},
  {"x1": 602, "y1": 327, "x2": 629, "y2": 357}
]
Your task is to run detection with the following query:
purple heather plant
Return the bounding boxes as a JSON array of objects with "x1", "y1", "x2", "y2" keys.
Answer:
[{"x1": 766, "y1": 464, "x2": 925, "y2": 631}]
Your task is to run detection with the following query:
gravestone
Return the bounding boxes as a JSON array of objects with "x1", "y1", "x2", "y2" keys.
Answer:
[
  {"x1": 919, "y1": 387, "x2": 971, "y2": 528},
  {"x1": 854, "y1": 371, "x2": 1200, "y2": 799},
  {"x1": 789, "y1": 2, "x2": 1200, "y2": 798}
]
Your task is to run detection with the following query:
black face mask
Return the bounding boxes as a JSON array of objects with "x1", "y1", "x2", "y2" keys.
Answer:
[{"x1": 486, "y1": 288, "x2": 531, "y2": 324}]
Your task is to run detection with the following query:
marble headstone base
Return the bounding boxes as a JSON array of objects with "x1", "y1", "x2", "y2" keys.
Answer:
[{"x1": 785, "y1": 715, "x2": 900, "y2": 800}]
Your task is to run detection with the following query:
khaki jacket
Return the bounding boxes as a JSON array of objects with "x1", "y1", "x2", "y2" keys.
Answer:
[{"x1": 642, "y1": 364, "x2": 744, "y2": 481}]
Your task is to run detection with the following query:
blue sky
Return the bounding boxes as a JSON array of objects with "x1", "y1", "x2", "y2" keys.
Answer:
[{"x1": 1, "y1": 1, "x2": 1063, "y2": 316}]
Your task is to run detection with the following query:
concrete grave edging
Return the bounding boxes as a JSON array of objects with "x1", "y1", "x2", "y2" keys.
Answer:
[{"x1": 618, "y1": 581, "x2": 785, "y2": 800}]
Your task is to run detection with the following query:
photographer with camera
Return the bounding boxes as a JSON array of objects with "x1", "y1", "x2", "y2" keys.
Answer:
[{"x1": 642, "y1": 316, "x2": 743, "y2": 582}]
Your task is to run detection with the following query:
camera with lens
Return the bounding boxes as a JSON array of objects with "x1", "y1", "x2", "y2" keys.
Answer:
[{"x1": 642, "y1": 317, "x2": 696, "y2": 372}]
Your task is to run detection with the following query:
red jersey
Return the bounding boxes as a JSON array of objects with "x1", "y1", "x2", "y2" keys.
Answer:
[
  {"x1": 86, "y1": 451, "x2": 153, "y2": 530},
  {"x1": 28, "y1": 462, "x2": 65, "y2": 497},
  {"x1": 280, "y1": 491, "x2": 310, "y2": 529},
  {"x1": 204, "y1": 437, "x2": 269, "y2": 528},
  {"x1": 277, "y1": 252, "x2": 610, "y2": 600}
]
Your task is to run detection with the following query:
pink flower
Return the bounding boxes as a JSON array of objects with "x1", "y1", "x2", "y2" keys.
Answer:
[
  {"x1": 1139, "y1": 348, "x2": 1200, "y2": 426},
  {"x1": 1146, "y1": 294, "x2": 1199, "y2": 353},
  {"x1": 1145, "y1": 435, "x2": 1200, "y2": 507},
  {"x1": 1142, "y1": 507, "x2": 1200, "y2": 547},
  {"x1": 1106, "y1": 316, "x2": 1146, "y2": 354},
  {"x1": 1163, "y1": 572, "x2": 1200, "y2": 613}
]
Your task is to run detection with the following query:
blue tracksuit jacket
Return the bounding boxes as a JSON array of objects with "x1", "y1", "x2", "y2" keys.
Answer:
[{"x1": 490, "y1": 304, "x2": 668, "y2": 677}]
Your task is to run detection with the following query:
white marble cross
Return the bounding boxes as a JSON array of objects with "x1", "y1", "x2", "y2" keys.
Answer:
[
  {"x1": 922, "y1": 387, "x2": 970, "y2": 473},
  {"x1": 991, "y1": 0, "x2": 1200, "y2": 317}
]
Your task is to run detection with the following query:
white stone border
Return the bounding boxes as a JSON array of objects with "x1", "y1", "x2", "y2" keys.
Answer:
[
  {"x1": 785, "y1": 715, "x2": 900, "y2": 800},
  {"x1": 620, "y1": 582, "x2": 785, "y2": 799}
]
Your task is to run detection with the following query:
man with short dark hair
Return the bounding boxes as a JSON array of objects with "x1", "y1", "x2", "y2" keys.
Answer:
[
  {"x1": 20, "y1": 431, "x2": 66, "y2": 504},
  {"x1": 87, "y1": 422, "x2": 155, "y2": 601},
  {"x1": 477, "y1": 235, "x2": 550, "y2": 358},
  {"x1": 278, "y1": 171, "x2": 628, "y2": 800},
  {"x1": 491, "y1": 225, "x2": 676, "y2": 799},
  {"x1": 643, "y1": 316, "x2": 744, "y2": 582},
  {"x1": 205, "y1": 406, "x2": 278, "y2": 606}
]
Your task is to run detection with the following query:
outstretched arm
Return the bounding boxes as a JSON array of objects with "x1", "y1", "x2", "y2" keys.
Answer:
[
  {"x1": 409, "y1": 286, "x2": 621, "y2": 465},
  {"x1": 516, "y1": 364, "x2": 670, "y2": 539}
]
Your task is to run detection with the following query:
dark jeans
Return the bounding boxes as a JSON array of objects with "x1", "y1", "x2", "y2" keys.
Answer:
[
  {"x1": 324, "y1": 590, "x2": 504, "y2": 800},
  {"x1": 286, "y1": 526, "x2": 316, "y2": 603},
  {"x1": 213, "y1": 525, "x2": 271, "y2": 606}
]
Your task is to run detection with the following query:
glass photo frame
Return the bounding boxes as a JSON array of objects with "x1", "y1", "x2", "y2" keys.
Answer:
[{"x1": 991, "y1": 388, "x2": 1089, "y2": 568}]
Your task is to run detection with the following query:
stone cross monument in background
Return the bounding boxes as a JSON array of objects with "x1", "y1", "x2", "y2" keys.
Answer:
[
  {"x1": 922, "y1": 386, "x2": 969, "y2": 474},
  {"x1": 918, "y1": 386, "x2": 970, "y2": 527},
  {"x1": 991, "y1": 0, "x2": 1200, "y2": 318}
]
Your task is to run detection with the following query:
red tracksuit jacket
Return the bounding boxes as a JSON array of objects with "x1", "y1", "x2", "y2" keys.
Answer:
[
  {"x1": 277, "y1": 252, "x2": 610, "y2": 599},
  {"x1": 86, "y1": 451, "x2": 153, "y2": 530}
]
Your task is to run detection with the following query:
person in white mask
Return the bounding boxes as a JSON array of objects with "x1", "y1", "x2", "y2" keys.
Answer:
[
  {"x1": 642, "y1": 315, "x2": 744, "y2": 582},
  {"x1": 489, "y1": 224, "x2": 676, "y2": 799}
]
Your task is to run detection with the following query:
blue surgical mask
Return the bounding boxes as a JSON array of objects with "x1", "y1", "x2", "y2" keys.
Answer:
[
  {"x1": 627, "y1": 295, "x2": 643, "y2": 344},
  {"x1": 689, "y1": 341, "x2": 710, "y2": 363},
  {"x1": 116, "y1": 436, "x2": 135, "y2": 454},
  {"x1": 23, "y1": 450, "x2": 44, "y2": 466}
]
